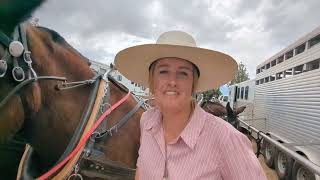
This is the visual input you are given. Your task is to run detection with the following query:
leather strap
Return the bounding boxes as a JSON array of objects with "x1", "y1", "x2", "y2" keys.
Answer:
[
  {"x1": 51, "y1": 79, "x2": 106, "y2": 179},
  {"x1": 0, "y1": 30, "x2": 12, "y2": 48}
]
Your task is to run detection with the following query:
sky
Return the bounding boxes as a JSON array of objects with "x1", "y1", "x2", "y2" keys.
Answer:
[{"x1": 33, "y1": 0, "x2": 320, "y2": 81}]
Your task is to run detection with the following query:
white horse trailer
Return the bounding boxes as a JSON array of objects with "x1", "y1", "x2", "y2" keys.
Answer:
[
  {"x1": 229, "y1": 80, "x2": 255, "y2": 119},
  {"x1": 230, "y1": 26, "x2": 320, "y2": 180}
]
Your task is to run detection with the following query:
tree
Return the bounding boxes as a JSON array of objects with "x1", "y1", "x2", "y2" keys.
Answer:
[
  {"x1": 199, "y1": 88, "x2": 221, "y2": 101},
  {"x1": 229, "y1": 61, "x2": 249, "y2": 85}
]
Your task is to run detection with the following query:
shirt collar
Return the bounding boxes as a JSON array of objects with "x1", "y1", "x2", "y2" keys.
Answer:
[
  {"x1": 180, "y1": 104, "x2": 206, "y2": 149},
  {"x1": 144, "y1": 107, "x2": 162, "y2": 132},
  {"x1": 144, "y1": 104, "x2": 207, "y2": 149}
]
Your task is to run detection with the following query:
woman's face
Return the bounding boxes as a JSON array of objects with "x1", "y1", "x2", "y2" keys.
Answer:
[{"x1": 152, "y1": 57, "x2": 194, "y2": 110}]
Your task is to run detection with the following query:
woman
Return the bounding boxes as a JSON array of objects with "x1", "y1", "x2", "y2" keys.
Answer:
[{"x1": 115, "y1": 31, "x2": 266, "y2": 180}]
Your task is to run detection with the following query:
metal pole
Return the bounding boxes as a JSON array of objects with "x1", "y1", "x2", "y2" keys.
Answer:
[{"x1": 239, "y1": 120, "x2": 320, "y2": 176}]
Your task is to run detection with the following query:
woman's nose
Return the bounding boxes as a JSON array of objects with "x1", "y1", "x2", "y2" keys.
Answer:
[{"x1": 167, "y1": 74, "x2": 177, "y2": 86}]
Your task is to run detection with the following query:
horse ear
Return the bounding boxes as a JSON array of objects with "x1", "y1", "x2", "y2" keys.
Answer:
[
  {"x1": 25, "y1": 82, "x2": 42, "y2": 113},
  {"x1": 226, "y1": 102, "x2": 236, "y2": 118},
  {"x1": 235, "y1": 106, "x2": 246, "y2": 115}
]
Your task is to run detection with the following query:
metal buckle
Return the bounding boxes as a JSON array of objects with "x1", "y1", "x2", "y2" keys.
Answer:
[
  {"x1": 12, "y1": 66, "x2": 25, "y2": 82},
  {"x1": 0, "y1": 59, "x2": 7, "y2": 77},
  {"x1": 23, "y1": 50, "x2": 32, "y2": 64},
  {"x1": 67, "y1": 164, "x2": 83, "y2": 180}
]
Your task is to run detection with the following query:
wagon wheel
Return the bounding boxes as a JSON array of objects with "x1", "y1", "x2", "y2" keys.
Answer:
[
  {"x1": 263, "y1": 140, "x2": 275, "y2": 168},
  {"x1": 291, "y1": 161, "x2": 316, "y2": 180},
  {"x1": 274, "y1": 150, "x2": 293, "y2": 180}
]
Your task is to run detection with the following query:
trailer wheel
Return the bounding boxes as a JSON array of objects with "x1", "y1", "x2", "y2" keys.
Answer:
[
  {"x1": 263, "y1": 140, "x2": 275, "y2": 168},
  {"x1": 291, "y1": 161, "x2": 316, "y2": 180},
  {"x1": 274, "y1": 150, "x2": 293, "y2": 180}
]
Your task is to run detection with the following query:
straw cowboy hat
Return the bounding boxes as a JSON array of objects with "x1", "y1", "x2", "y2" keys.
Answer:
[{"x1": 114, "y1": 31, "x2": 237, "y2": 93}]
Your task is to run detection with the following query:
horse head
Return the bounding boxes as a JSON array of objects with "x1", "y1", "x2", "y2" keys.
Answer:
[
  {"x1": 226, "y1": 102, "x2": 246, "y2": 128},
  {"x1": 200, "y1": 99, "x2": 227, "y2": 117},
  {"x1": 1, "y1": 0, "x2": 96, "y2": 167},
  {"x1": 1, "y1": 1, "x2": 143, "y2": 178},
  {"x1": 201, "y1": 99, "x2": 246, "y2": 129},
  {"x1": 0, "y1": 0, "x2": 46, "y2": 143}
]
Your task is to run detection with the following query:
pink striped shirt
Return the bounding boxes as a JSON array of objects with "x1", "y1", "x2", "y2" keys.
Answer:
[{"x1": 137, "y1": 104, "x2": 267, "y2": 180}]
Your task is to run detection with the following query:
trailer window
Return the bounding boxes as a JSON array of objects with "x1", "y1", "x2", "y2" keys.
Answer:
[
  {"x1": 240, "y1": 87, "x2": 244, "y2": 99},
  {"x1": 277, "y1": 55, "x2": 284, "y2": 64},
  {"x1": 237, "y1": 87, "x2": 240, "y2": 99},
  {"x1": 276, "y1": 72, "x2": 284, "y2": 80},
  {"x1": 294, "y1": 64, "x2": 304, "y2": 75},
  {"x1": 270, "y1": 75, "x2": 276, "y2": 81},
  {"x1": 271, "y1": 60, "x2": 276, "y2": 67},
  {"x1": 284, "y1": 68, "x2": 293, "y2": 78},
  {"x1": 245, "y1": 86, "x2": 249, "y2": 100},
  {"x1": 305, "y1": 59, "x2": 320, "y2": 72},
  {"x1": 285, "y1": 50, "x2": 294, "y2": 60},
  {"x1": 266, "y1": 63, "x2": 270, "y2": 69},
  {"x1": 260, "y1": 78, "x2": 264, "y2": 84},
  {"x1": 295, "y1": 43, "x2": 305, "y2": 55},
  {"x1": 309, "y1": 34, "x2": 320, "y2": 48}
]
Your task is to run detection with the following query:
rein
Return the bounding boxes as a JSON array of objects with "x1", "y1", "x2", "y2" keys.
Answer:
[
  {"x1": 0, "y1": 76, "x2": 66, "y2": 109},
  {"x1": 37, "y1": 86, "x2": 131, "y2": 180},
  {"x1": 55, "y1": 74, "x2": 102, "y2": 164}
]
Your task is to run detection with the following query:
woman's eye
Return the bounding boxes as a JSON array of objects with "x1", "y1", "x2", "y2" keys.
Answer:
[
  {"x1": 178, "y1": 71, "x2": 188, "y2": 76},
  {"x1": 159, "y1": 70, "x2": 168, "y2": 74}
]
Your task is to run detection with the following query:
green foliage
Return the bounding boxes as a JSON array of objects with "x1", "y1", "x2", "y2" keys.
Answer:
[
  {"x1": 229, "y1": 61, "x2": 249, "y2": 85},
  {"x1": 199, "y1": 88, "x2": 221, "y2": 101}
]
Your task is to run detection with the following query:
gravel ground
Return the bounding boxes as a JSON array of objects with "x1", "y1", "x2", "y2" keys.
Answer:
[{"x1": 251, "y1": 138, "x2": 279, "y2": 180}]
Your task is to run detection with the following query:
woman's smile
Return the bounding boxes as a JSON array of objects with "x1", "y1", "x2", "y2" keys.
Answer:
[{"x1": 164, "y1": 90, "x2": 178, "y2": 96}]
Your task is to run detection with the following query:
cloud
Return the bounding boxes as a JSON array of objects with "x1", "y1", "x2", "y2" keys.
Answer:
[{"x1": 33, "y1": 0, "x2": 320, "y2": 79}]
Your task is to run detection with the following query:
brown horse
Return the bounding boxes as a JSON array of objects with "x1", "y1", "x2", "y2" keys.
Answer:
[
  {"x1": 0, "y1": 1, "x2": 144, "y2": 179},
  {"x1": 201, "y1": 100, "x2": 246, "y2": 128},
  {"x1": 201, "y1": 100, "x2": 228, "y2": 117}
]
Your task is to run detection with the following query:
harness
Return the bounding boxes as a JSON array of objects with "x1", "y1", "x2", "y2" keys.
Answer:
[{"x1": 0, "y1": 23, "x2": 144, "y2": 179}]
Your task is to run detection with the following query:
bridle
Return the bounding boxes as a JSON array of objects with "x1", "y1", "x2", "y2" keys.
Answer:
[
  {"x1": 0, "y1": 22, "x2": 36, "y2": 81},
  {"x1": 1, "y1": 22, "x2": 145, "y2": 179},
  {"x1": 0, "y1": 22, "x2": 67, "y2": 109}
]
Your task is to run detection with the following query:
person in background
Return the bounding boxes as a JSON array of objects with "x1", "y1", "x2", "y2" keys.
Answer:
[{"x1": 115, "y1": 31, "x2": 267, "y2": 180}]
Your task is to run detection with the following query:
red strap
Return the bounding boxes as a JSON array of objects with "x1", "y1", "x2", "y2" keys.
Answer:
[{"x1": 37, "y1": 91, "x2": 131, "y2": 180}]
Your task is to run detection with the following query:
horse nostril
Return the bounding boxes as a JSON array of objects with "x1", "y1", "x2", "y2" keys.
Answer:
[{"x1": 0, "y1": 60, "x2": 8, "y2": 77}]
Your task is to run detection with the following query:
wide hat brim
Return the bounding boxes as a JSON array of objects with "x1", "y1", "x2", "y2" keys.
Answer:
[{"x1": 115, "y1": 44, "x2": 237, "y2": 93}]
